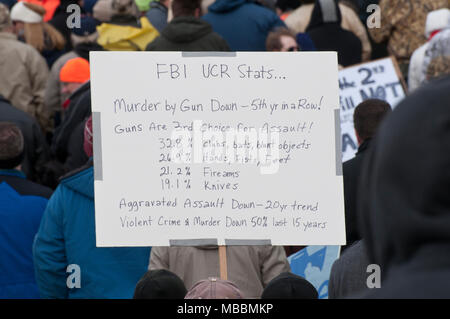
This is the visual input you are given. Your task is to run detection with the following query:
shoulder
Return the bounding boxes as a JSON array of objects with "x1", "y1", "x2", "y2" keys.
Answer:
[
  {"x1": 52, "y1": 51, "x2": 78, "y2": 72},
  {"x1": 60, "y1": 161, "x2": 93, "y2": 184},
  {"x1": 336, "y1": 241, "x2": 369, "y2": 269},
  {"x1": 1, "y1": 174, "x2": 53, "y2": 199},
  {"x1": 0, "y1": 99, "x2": 34, "y2": 123}
]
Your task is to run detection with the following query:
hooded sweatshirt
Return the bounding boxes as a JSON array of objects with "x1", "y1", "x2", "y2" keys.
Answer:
[
  {"x1": 146, "y1": 16, "x2": 230, "y2": 51},
  {"x1": 358, "y1": 75, "x2": 450, "y2": 298},
  {"x1": 145, "y1": 0, "x2": 168, "y2": 33},
  {"x1": 33, "y1": 162, "x2": 151, "y2": 298},
  {"x1": 306, "y1": 0, "x2": 361, "y2": 67},
  {"x1": 202, "y1": 0, "x2": 285, "y2": 51}
]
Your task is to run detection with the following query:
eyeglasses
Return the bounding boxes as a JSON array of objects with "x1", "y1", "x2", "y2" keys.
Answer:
[{"x1": 287, "y1": 46, "x2": 299, "y2": 52}]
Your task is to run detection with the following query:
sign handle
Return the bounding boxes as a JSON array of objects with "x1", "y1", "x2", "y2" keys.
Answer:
[{"x1": 219, "y1": 245, "x2": 228, "y2": 280}]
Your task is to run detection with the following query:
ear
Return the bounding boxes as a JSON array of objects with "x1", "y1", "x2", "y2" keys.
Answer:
[
  {"x1": 194, "y1": 7, "x2": 201, "y2": 18},
  {"x1": 355, "y1": 129, "x2": 363, "y2": 146}
]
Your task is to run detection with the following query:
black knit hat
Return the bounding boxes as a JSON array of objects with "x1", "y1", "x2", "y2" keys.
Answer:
[
  {"x1": 261, "y1": 272, "x2": 318, "y2": 299},
  {"x1": 133, "y1": 269, "x2": 187, "y2": 299}
]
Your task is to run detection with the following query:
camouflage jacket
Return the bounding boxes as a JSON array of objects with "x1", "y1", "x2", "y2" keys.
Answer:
[{"x1": 369, "y1": 0, "x2": 448, "y2": 63}]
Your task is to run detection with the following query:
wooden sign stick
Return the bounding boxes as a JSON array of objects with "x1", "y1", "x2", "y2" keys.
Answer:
[{"x1": 218, "y1": 245, "x2": 228, "y2": 280}]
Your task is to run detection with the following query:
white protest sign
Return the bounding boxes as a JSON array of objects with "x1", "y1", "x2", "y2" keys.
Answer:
[
  {"x1": 90, "y1": 51, "x2": 346, "y2": 247},
  {"x1": 339, "y1": 57, "x2": 406, "y2": 162}
]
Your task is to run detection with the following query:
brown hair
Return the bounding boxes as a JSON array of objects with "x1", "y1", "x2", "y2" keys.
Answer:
[
  {"x1": 21, "y1": 2, "x2": 65, "y2": 51},
  {"x1": 0, "y1": 122, "x2": 24, "y2": 161},
  {"x1": 266, "y1": 27, "x2": 297, "y2": 51},
  {"x1": 172, "y1": 0, "x2": 201, "y2": 18},
  {"x1": 354, "y1": 99, "x2": 392, "y2": 141}
]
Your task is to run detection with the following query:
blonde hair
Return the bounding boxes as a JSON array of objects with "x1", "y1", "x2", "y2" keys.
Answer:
[{"x1": 21, "y1": 2, "x2": 65, "y2": 52}]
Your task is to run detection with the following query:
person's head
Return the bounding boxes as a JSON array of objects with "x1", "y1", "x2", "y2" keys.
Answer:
[
  {"x1": 353, "y1": 99, "x2": 392, "y2": 145},
  {"x1": 266, "y1": 27, "x2": 299, "y2": 51},
  {"x1": 261, "y1": 272, "x2": 318, "y2": 299},
  {"x1": 424, "y1": 8, "x2": 450, "y2": 38},
  {"x1": 60, "y1": 57, "x2": 90, "y2": 95},
  {"x1": 133, "y1": 269, "x2": 187, "y2": 299},
  {"x1": 111, "y1": 0, "x2": 139, "y2": 17},
  {"x1": 71, "y1": 15, "x2": 99, "y2": 46},
  {"x1": 10, "y1": 1, "x2": 42, "y2": 36},
  {"x1": 185, "y1": 277, "x2": 244, "y2": 299},
  {"x1": 171, "y1": 0, "x2": 201, "y2": 18},
  {"x1": 0, "y1": 122, "x2": 25, "y2": 170},
  {"x1": 0, "y1": 3, "x2": 13, "y2": 33},
  {"x1": 10, "y1": 1, "x2": 65, "y2": 51}
]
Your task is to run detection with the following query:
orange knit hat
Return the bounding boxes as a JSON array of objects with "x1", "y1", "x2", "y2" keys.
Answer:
[{"x1": 60, "y1": 57, "x2": 90, "y2": 83}]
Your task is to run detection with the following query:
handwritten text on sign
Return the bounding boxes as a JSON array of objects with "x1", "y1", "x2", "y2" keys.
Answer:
[
  {"x1": 90, "y1": 52, "x2": 346, "y2": 247},
  {"x1": 339, "y1": 57, "x2": 405, "y2": 162}
]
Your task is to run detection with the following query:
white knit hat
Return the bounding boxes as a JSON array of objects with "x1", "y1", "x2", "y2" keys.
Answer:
[
  {"x1": 10, "y1": 1, "x2": 43, "y2": 23},
  {"x1": 425, "y1": 8, "x2": 450, "y2": 38}
]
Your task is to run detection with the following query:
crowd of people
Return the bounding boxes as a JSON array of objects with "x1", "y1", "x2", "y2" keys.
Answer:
[{"x1": 0, "y1": 0, "x2": 450, "y2": 299}]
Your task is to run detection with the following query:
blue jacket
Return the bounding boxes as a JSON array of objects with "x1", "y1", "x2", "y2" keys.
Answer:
[
  {"x1": 202, "y1": 0, "x2": 285, "y2": 51},
  {"x1": 33, "y1": 164, "x2": 151, "y2": 298},
  {"x1": 0, "y1": 169, "x2": 52, "y2": 298}
]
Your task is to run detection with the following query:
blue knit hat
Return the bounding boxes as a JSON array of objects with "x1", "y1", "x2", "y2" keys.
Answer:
[{"x1": 71, "y1": 15, "x2": 99, "y2": 36}]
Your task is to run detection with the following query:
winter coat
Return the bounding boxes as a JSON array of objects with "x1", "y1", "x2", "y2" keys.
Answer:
[
  {"x1": 146, "y1": 17, "x2": 230, "y2": 51},
  {"x1": 33, "y1": 162, "x2": 151, "y2": 298},
  {"x1": 0, "y1": 170, "x2": 52, "y2": 298},
  {"x1": 285, "y1": 2, "x2": 372, "y2": 61},
  {"x1": 358, "y1": 76, "x2": 450, "y2": 298},
  {"x1": 408, "y1": 9, "x2": 450, "y2": 92},
  {"x1": 342, "y1": 139, "x2": 371, "y2": 250},
  {"x1": 97, "y1": 16, "x2": 159, "y2": 51},
  {"x1": 306, "y1": 0, "x2": 362, "y2": 67},
  {"x1": 51, "y1": 82, "x2": 91, "y2": 161},
  {"x1": 145, "y1": 1, "x2": 168, "y2": 33},
  {"x1": 41, "y1": 82, "x2": 91, "y2": 189},
  {"x1": 328, "y1": 240, "x2": 371, "y2": 299},
  {"x1": 0, "y1": 32, "x2": 50, "y2": 132},
  {"x1": 149, "y1": 245, "x2": 291, "y2": 298},
  {"x1": 368, "y1": 0, "x2": 447, "y2": 64},
  {"x1": 0, "y1": 95, "x2": 50, "y2": 184},
  {"x1": 64, "y1": 119, "x2": 89, "y2": 174},
  {"x1": 421, "y1": 28, "x2": 450, "y2": 85},
  {"x1": 202, "y1": 0, "x2": 285, "y2": 51}
]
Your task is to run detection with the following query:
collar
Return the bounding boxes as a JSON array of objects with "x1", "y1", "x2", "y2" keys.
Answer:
[
  {"x1": 428, "y1": 30, "x2": 441, "y2": 41},
  {"x1": 356, "y1": 138, "x2": 371, "y2": 156},
  {"x1": 0, "y1": 169, "x2": 26, "y2": 179},
  {"x1": 0, "y1": 32, "x2": 18, "y2": 40}
]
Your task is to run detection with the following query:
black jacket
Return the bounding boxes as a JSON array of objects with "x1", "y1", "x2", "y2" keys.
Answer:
[
  {"x1": 74, "y1": 42, "x2": 104, "y2": 62},
  {"x1": 358, "y1": 75, "x2": 450, "y2": 298},
  {"x1": 52, "y1": 81, "x2": 91, "y2": 162},
  {"x1": 342, "y1": 138, "x2": 371, "y2": 250},
  {"x1": 44, "y1": 82, "x2": 91, "y2": 188},
  {"x1": 0, "y1": 95, "x2": 50, "y2": 183},
  {"x1": 306, "y1": 0, "x2": 362, "y2": 67},
  {"x1": 146, "y1": 17, "x2": 230, "y2": 51}
]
